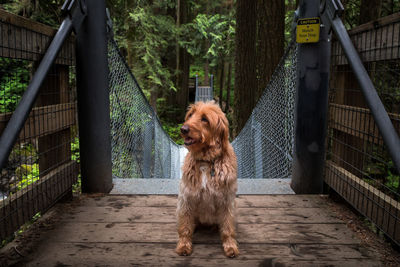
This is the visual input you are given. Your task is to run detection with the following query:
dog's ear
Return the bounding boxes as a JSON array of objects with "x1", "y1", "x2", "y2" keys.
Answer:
[
  {"x1": 209, "y1": 110, "x2": 229, "y2": 148},
  {"x1": 185, "y1": 104, "x2": 195, "y2": 121},
  {"x1": 217, "y1": 115, "x2": 229, "y2": 146}
]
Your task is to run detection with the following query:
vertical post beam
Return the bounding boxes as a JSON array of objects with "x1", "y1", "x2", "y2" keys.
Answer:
[
  {"x1": 143, "y1": 120, "x2": 153, "y2": 178},
  {"x1": 195, "y1": 74, "x2": 199, "y2": 102},
  {"x1": 291, "y1": 0, "x2": 331, "y2": 193},
  {"x1": 210, "y1": 74, "x2": 214, "y2": 98},
  {"x1": 252, "y1": 117, "x2": 263, "y2": 178},
  {"x1": 76, "y1": 0, "x2": 112, "y2": 193}
]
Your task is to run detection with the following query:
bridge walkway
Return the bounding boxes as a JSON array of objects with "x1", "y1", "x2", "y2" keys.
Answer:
[{"x1": 2, "y1": 194, "x2": 382, "y2": 266}]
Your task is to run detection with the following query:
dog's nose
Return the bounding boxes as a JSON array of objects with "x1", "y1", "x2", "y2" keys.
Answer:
[{"x1": 181, "y1": 125, "x2": 189, "y2": 134}]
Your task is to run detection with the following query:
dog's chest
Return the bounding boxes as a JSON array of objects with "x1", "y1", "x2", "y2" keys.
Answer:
[{"x1": 199, "y1": 163, "x2": 214, "y2": 190}]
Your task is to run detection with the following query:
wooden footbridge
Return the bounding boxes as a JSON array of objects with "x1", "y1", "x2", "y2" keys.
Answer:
[
  {"x1": 1, "y1": 0, "x2": 400, "y2": 266},
  {"x1": 1, "y1": 194, "x2": 384, "y2": 266}
]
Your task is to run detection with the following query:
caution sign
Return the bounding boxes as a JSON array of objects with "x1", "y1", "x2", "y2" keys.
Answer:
[{"x1": 296, "y1": 17, "x2": 320, "y2": 43}]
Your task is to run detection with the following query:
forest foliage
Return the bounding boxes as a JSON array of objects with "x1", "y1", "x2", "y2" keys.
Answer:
[
  {"x1": 0, "y1": 1, "x2": 399, "y2": 250},
  {"x1": 0, "y1": 0, "x2": 399, "y2": 191},
  {"x1": 2, "y1": 0, "x2": 400, "y2": 128}
]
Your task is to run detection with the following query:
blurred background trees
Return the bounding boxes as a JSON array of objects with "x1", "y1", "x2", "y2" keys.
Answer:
[{"x1": 1, "y1": 0, "x2": 399, "y2": 139}]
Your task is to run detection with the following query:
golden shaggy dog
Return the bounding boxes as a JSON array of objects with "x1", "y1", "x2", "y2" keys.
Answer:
[{"x1": 176, "y1": 101, "x2": 239, "y2": 258}]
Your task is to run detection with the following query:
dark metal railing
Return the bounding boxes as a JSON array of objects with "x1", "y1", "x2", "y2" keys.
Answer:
[
  {"x1": 322, "y1": 0, "x2": 400, "y2": 246},
  {"x1": 0, "y1": 0, "x2": 88, "y2": 240},
  {"x1": 0, "y1": 0, "x2": 86, "y2": 172},
  {"x1": 322, "y1": 0, "x2": 400, "y2": 174}
]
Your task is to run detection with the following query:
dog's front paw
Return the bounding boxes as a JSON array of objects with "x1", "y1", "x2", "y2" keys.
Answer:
[
  {"x1": 223, "y1": 240, "x2": 239, "y2": 258},
  {"x1": 176, "y1": 239, "x2": 193, "y2": 256}
]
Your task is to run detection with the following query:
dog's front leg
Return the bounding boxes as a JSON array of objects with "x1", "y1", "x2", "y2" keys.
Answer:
[
  {"x1": 176, "y1": 211, "x2": 195, "y2": 256},
  {"x1": 220, "y1": 210, "x2": 239, "y2": 258}
]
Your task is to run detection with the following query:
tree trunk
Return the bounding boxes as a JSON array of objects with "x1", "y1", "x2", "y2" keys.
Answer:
[
  {"x1": 176, "y1": 0, "x2": 181, "y2": 82},
  {"x1": 204, "y1": 56, "x2": 210, "y2": 85},
  {"x1": 359, "y1": 0, "x2": 381, "y2": 105},
  {"x1": 256, "y1": 0, "x2": 285, "y2": 100},
  {"x1": 392, "y1": 0, "x2": 395, "y2": 14},
  {"x1": 175, "y1": 0, "x2": 190, "y2": 119},
  {"x1": 359, "y1": 0, "x2": 382, "y2": 24},
  {"x1": 225, "y1": 61, "x2": 232, "y2": 114},
  {"x1": 204, "y1": 0, "x2": 210, "y2": 86},
  {"x1": 234, "y1": 0, "x2": 257, "y2": 136},
  {"x1": 176, "y1": 42, "x2": 190, "y2": 110},
  {"x1": 150, "y1": 89, "x2": 158, "y2": 113},
  {"x1": 126, "y1": 37, "x2": 134, "y2": 68},
  {"x1": 218, "y1": 60, "x2": 225, "y2": 107},
  {"x1": 164, "y1": 0, "x2": 190, "y2": 121},
  {"x1": 125, "y1": 0, "x2": 135, "y2": 69}
]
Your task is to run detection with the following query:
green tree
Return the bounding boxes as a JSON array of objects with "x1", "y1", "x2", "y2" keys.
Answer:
[
  {"x1": 2, "y1": 0, "x2": 64, "y2": 26},
  {"x1": 180, "y1": 13, "x2": 234, "y2": 68},
  {"x1": 179, "y1": 8, "x2": 235, "y2": 111},
  {"x1": 131, "y1": 4, "x2": 177, "y2": 110},
  {"x1": 0, "y1": 59, "x2": 30, "y2": 113}
]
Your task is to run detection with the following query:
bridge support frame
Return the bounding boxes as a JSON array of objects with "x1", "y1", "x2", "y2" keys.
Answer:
[
  {"x1": 291, "y1": 0, "x2": 331, "y2": 194},
  {"x1": 76, "y1": 0, "x2": 113, "y2": 193}
]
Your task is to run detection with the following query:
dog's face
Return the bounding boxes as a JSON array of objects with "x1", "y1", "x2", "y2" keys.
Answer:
[{"x1": 181, "y1": 101, "x2": 229, "y2": 152}]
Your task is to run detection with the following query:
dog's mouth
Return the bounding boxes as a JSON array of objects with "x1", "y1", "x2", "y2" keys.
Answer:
[{"x1": 184, "y1": 137, "x2": 196, "y2": 146}]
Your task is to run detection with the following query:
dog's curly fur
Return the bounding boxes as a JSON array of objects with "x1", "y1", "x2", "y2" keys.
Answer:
[{"x1": 176, "y1": 101, "x2": 239, "y2": 258}]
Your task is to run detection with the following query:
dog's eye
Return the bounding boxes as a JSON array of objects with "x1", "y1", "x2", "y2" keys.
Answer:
[{"x1": 201, "y1": 117, "x2": 208, "y2": 123}]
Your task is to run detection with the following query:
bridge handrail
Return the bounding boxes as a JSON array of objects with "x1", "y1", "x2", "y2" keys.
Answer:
[
  {"x1": 322, "y1": 0, "x2": 400, "y2": 174},
  {"x1": 108, "y1": 38, "x2": 184, "y2": 150},
  {"x1": 0, "y1": 2, "x2": 86, "y2": 171}
]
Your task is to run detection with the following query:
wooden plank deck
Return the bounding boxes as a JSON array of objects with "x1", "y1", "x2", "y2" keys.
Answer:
[{"x1": 1, "y1": 195, "x2": 382, "y2": 266}]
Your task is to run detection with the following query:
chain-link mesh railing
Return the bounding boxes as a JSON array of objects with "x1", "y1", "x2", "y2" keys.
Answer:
[
  {"x1": 108, "y1": 38, "x2": 186, "y2": 179},
  {"x1": 232, "y1": 42, "x2": 297, "y2": 178},
  {"x1": 108, "y1": 36, "x2": 297, "y2": 179}
]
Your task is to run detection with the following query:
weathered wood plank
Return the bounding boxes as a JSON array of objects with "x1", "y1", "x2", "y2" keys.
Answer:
[
  {"x1": 237, "y1": 195, "x2": 330, "y2": 208},
  {"x1": 0, "y1": 9, "x2": 75, "y2": 65},
  {"x1": 27, "y1": 243, "x2": 380, "y2": 267},
  {"x1": 26, "y1": 258, "x2": 381, "y2": 267},
  {"x1": 348, "y1": 12, "x2": 400, "y2": 35},
  {"x1": 38, "y1": 129, "x2": 72, "y2": 176},
  {"x1": 329, "y1": 103, "x2": 400, "y2": 145},
  {"x1": 61, "y1": 206, "x2": 343, "y2": 224},
  {"x1": 81, "y1": 194, "x2": 178, "y2": 207},
  {"x1": 0, "y1": 194, "x2": 384, "y2": 266},
  {"x1": 81, "y1": 194, "x2": 331, "y2": 208},
  {"x1": 0, "y1": 102, "x2": 76, "y2": 141},
  {"x1": 0, "y1": 9, "x2": 56, "y2": 35},
  {"x1": 0, "y1": 161, "x2": 79, "y2": 240},
  {"x1": 332, "y1": 13, "x2": 400, "y2": 65},
  {"x1": 325, "y1": 160, "x2": 400, "y2": 244},
  {"x1": 47, "y1": 222, "x2": 360, "y2": 245}
]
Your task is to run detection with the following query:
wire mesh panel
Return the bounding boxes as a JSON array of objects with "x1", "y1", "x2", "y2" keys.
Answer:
[
  {"x1": 326, "y1": 14, "x2": 400, "y2": 245},
  {"x1": 232, "y1": 43, "x2": 297, "y2": 179},
  {"x1": 108, "y1": 38, "x2": 185, "y2": 179},
  {"x1": 108, "y1": 36, "x2": 297, "y2": 180},
  {"x1": 0, "y1": 11, "x2": 78, "y2": 240}
]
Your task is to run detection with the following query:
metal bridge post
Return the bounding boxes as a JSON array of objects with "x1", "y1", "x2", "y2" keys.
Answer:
[
  {"x1": 210, "y1": 74, "x2": 214, "y2": 98},
  {"x1": 76, "y1": 0, "x2": 113, "y2": 193},
  {"x1": 291, "y1": 0, "x2": 331, "y2": 193},
  {"x1": 143, "y1": 120, "x2": 153, "y2": 178}
]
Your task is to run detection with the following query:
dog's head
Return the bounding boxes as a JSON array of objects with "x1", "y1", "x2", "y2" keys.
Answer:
[{"x1": 181, "y1": 101, "x2": 229, "y2": 153}]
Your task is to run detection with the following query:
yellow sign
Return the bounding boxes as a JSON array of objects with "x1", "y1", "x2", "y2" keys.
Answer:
[{"x1": 296, "y1": 17, "x2": 320, "y2": 43}]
